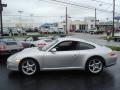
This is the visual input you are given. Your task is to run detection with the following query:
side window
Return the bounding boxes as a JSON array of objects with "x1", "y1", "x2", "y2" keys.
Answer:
[
  {"x1": 77, "y1": 42, "x2": 95, "y2": 50},
  {"x1": 54, "y1": 41, "x2": 78, "y2": 51}
]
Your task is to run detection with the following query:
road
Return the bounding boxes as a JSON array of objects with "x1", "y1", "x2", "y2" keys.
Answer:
[
  {"x1": 0, "y1": 52, "x2": 120, "y2": 90},
  {"x1": 15, "y1": 33, "x2": 120, "y2": 47},
  {"x1": 70, "y1": 33, "x2": 120, "y2": 47}
]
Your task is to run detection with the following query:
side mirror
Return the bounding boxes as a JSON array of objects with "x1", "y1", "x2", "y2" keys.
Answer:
[{"x1": 51, "y1": 48, "x2": 57, "y2": 52}]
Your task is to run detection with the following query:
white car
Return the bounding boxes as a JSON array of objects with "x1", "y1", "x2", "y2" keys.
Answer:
[
  {"x1": 21, "y1": 36, "x2": 52, "y2": 48},
  {"x1": 7, "y1": 37, "x2": 117, "y2": 76}
]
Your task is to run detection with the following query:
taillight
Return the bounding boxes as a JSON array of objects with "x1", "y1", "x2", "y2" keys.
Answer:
[
  {"x1": 20, "y1": 44, "x2": 23, "y2": 48},
  {"x1": 0, "y1": 45, "x2": 6, "y2": 50},
  {"x1": 108, "y1": 52, "x2": 116, "y2": 56},
  {"x1": 37, "y1": 43, "x2": 46, "y2": 46}
]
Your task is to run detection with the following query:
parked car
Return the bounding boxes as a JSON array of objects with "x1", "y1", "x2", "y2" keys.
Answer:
[
  {"x1": 89, "y1": 28, "x2": 97, "y2": 34},
  {"x1": 75, "y1": 29, "x2": 80, "y2": 32},
  {"x1": 89, "y1": 28, "x2": 104, "y2": 34},
  {"x1": 39, "y1": 29, "x2": 49, "y2": 34},
  {"x1": 50, "y1": 34, "x2": 66, "y2": 40},
  {"x1": 12, "y1": 29, "x2": 19, "y2": 36},
  {"x1": 113, "y1": 32, "x2": 120, "y2": 42},
  {"x1": 2, "y1": 29, "x2": 10, "y2": 36},
  {"x1": 0, "y1": 37, "x2": 23, "y2": 56},
  {"x1": 7, "y1": 37, "x2": 117, "y2": 76},
  {"x1": 17, "y1": 29, "x2": 27, "y2": 35},
  {"x1": 21, "y1": 36, "x2": 52, "y2": 48},
  {"x1": 58, "y1": 28, "x2": 64, "y2": 34},
  {"x1": 0, "y1": 28, "x2": 10, "y2": 36}
]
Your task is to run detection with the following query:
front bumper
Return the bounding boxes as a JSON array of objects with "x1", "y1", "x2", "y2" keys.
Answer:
[
  {"x1": 7, "y1": 60, "x2": 19, "y2": 71},
  {"x1": 7, "y1": 54, "x2": 21, "y2": 71}
]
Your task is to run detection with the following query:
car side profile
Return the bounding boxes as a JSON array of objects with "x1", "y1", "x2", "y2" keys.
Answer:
[{"x1": 7, "y1": 37, "x2": 117, "y2": 76}]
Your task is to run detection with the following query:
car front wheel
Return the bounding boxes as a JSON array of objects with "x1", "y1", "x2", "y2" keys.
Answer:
[
  {"x1": 19, "y1": 59, "x2": 39, "y2": 76},
  {"x1": 85, "y1": 58, "x2": 103, "y2": 74}
]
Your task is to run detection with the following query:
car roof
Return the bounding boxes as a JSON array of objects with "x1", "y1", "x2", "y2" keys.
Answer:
[
  {"x1": 58, "y1": 37, "x2": 86, "y2": 42},
  {"x1": 57, "y1": 37, "x2": 100, "y2": 47}
]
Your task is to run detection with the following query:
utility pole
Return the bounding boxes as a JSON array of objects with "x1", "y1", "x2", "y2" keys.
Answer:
[
  {"x1": 106, "y1": 17, "x2": 109, "y2": 28},
  {"x1": 0, "y1": 0, "x2": 7, "y2": 36},
  {"x1": 112, "y1": 0, "x2": 115, "y2": 37},
  {"x1": 95, "y1": 8, "x2": 97, "y2": 29},
  {"x1": 0, "y1": 0, "x2": 3, "y2": 36},
  {"x1": 18, "y1": 10, "x2": 23, "y2": 20},
  {"x1": 65, "y1": 7, "x2": 68, "y2": 35},
  {"x1": 30, "y1": 14, "x2": 33, "y2": 28},
  {"x1": 18, "y1": 10, "x2": 23, "y2": 28}
]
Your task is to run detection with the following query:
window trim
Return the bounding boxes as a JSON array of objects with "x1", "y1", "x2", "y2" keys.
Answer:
[{"x1": 49, "y1": 40, "x2": 79, "y2": 52}]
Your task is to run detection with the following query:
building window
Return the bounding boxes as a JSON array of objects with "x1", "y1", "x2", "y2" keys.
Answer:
[{"x1": 91, "y1": 25, "x2": 93, "y2": 29}]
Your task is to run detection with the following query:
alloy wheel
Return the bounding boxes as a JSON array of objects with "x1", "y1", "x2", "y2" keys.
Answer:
[
  {"x1": 88, "y1": 59, "x2": 103, "y2": 74},
  {"x1": 21, "y1": 60, "x2": 37, "y2": 76}
]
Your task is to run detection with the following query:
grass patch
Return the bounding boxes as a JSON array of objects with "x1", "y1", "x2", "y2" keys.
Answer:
[{"x1": 106, "y1": 45, "x2": 120, "y2": 51}]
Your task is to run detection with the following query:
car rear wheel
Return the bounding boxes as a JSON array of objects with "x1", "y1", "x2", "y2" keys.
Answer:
[
  {"x1": 85, "y1": 58, "x2": 103, "y2": 74},
  {"x1": 19, "y1": 59, "x2": 39, "y2": 76}
]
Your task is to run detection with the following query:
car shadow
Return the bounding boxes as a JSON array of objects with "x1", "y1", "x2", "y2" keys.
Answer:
[{"x1": 7, "y1": 70, "x2": 116, "y2": 90}]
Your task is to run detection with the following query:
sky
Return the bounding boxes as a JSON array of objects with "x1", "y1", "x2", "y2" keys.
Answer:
[{"x1": 2, "y1": 0, "x2": 120, "y2": 24}]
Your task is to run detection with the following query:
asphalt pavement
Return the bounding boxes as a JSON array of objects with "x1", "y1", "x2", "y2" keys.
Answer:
[
  {"x1": 70, "y1": 33, "x2": 120, "y2": 47},
  {"x1": 0, "y1": 52, "x2": 120, "y2": 90}
]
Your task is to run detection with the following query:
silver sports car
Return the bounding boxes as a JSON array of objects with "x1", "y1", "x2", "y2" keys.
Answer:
[{"x1": 7, "y1": 37, "x2": 117, "y2": 76}]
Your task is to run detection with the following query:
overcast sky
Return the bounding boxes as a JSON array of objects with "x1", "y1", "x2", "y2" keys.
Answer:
[{"x1": 2, "y1": 0, "x2": 120, "y2": 24}]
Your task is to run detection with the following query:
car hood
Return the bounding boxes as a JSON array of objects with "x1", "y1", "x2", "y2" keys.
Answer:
[
  {"x1": 21, "y1": 47, "x2": 43, "y2": 54},
  {"x1": 8, "y1": 47, "x2": 44, "y2": 62}
]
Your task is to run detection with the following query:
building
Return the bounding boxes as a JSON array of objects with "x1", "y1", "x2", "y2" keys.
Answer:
[
  {"x1": 58, "y1": 17, "x2": 99, "y2": 32},
  {"x1": 70, "y1": 20, "x2": 88, "y2": 31}
]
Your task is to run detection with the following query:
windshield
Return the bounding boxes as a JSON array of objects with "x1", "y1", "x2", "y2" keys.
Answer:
[{"x1": 41, "y1": 39, "x2": 59, "y2": 51}]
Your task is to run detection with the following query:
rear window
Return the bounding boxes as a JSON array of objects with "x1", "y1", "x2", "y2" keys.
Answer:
[{"x1": 77, "y1": 42, "x2": 95, "y2": 50}]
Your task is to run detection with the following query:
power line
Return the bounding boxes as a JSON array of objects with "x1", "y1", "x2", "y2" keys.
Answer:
[
  {"x1": 91, "y1": 0, "x2": 112, "y2": 5},
  {"x1": 90, "y1": 0, "x2": 120, "y2": 7},
  {"x1": 3, "y1": 14, "x2": 63, "y2": 17},
  {"x1": 39, "y1": 0, "x2": 119, "y2": 14}
]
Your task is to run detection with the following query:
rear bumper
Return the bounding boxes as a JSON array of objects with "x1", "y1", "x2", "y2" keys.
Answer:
[{"x1": 105, "y1": 55, "x2": 117, "y2": 67}]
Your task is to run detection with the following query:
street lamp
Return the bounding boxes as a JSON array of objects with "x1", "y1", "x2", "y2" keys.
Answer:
[
  {"x1": 18, "y1": 10, "x2": 23, "y2": 28},
  {"x1": 30, "y1": 14, "x2": 34, "y2": 28},
  {"x1": 94, "y1": 4, "x2": 103, "y2": 30}
]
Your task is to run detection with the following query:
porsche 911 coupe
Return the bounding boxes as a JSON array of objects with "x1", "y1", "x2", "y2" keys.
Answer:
[{"x1": 7, "y1": 37, "x2": 117, "y2": 76}]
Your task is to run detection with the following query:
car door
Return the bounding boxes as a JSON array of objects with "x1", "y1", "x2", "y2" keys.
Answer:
[{"x1": 43, "y1": 41, "x2": 81, "y2": 69}]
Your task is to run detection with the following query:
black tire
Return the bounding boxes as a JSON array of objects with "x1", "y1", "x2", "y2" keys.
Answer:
[
  {"x1": 31, "y1": 44, "x2": 35, "y2": 47},
  {"x1": 19, "y1": 59, "x2": 39, "y2": 76},
  {"x1": 85, "y1": 57, "x2": 103, "y2": 74}
]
